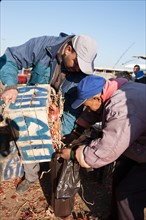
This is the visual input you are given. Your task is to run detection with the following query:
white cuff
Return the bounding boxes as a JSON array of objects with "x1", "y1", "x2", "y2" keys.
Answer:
[{"x1": 76, "y1": 145, "x2": 91, "y2": 168}]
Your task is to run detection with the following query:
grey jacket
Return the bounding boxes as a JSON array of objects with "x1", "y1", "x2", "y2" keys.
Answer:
[{"x1": 76, "y1": 81, "x2": 146, "y2": 168}]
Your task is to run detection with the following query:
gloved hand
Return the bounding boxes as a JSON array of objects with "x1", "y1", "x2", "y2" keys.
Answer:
[
  {"x1": 62, "y1": 125, "x2": 85, "y2": 145},
  {"x1": 62, "y1": 131, "x2": 80, "y2": 145}
]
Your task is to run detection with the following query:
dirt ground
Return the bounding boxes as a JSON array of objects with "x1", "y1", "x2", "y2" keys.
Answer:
[
  {"x1": 0, "y1": 164, "x2": 146, "y2": 220},
  {"x1": 0, "y1": 164, "x2": 113, "y2": 220},
  {"x1": 0, "y1": 179, "x2": 88, "y2": 220}
]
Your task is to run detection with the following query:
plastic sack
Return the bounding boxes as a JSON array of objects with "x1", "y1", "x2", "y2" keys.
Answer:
[
  {"x1": 56, "y1": 159, "x2": 80, "y2": 199},
  {"x1": 49, "y1": 156, "x2": 75, "y2": 217}
]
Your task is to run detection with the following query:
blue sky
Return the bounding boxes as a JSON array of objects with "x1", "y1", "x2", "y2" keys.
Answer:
[{"x1": 0, "y1": 0, "x2": 146, "y2": 69}]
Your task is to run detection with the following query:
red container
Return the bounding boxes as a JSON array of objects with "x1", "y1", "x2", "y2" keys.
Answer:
[{"x1": 18, "y1": 74, "x2": 27, "y2": 84}]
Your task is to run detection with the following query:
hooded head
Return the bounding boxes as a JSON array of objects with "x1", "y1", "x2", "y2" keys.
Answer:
[
  {"x1": 72, "y1": 35, "x2": 97, "y2": 74},
  {"x1": 72, "y1": 75, "x2": 106, "y2": 109}
]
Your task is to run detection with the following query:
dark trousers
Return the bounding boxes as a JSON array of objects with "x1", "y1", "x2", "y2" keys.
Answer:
[{"x1": 111, "y1": 157, "x2": 146, "y2": 220}]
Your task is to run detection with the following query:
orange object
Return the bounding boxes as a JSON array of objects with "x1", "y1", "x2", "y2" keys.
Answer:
[{"x1": 48, "y1": 103, "x2": 59, "y2": 121}]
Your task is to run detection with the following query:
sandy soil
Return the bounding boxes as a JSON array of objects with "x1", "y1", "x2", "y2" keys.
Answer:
[
  {"x1": 0, "y1": 166, "x2": 112, "y2": 220},
  {"x1": 0, "y1": 164, "x2": 146, "y2": 220}
]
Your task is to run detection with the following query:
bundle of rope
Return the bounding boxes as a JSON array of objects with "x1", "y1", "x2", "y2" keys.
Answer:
[{"x1": 48, "y1": 87, "x2": 64, "y2": 151}]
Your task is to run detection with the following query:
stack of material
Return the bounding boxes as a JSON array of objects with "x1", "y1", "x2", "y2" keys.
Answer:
[{"x1": 0, "y1": 84, "x2": 63, "y2": 181}]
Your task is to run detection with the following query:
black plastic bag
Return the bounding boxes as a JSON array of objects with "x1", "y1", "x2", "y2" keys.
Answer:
[
  {"x1": 48, "y1": 156, "x2": 76, "y2": 217},
  {"x1": 56, "y1": 159, "x2": 80, "y2": 199}
]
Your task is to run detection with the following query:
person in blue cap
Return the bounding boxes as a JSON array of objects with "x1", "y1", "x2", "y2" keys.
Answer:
[{"x1": 61, "y1": 74, "x2": 146, "y2": 220}]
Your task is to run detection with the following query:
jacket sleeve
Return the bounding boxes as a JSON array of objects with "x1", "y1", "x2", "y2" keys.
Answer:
[
  {"x1": 75, "y1": 105, "x2": 133, "y2": 168},
  {"x1": 0, "y1": 36, "x2": 51, "y2": 87}
]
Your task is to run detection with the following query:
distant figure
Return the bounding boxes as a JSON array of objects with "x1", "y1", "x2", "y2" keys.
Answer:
[
  {"x1": 133, "y1": 64, "x2": 140, "y2": 77},
  {"x1": 132, "y1": 64, "x2": 146, "y2": 84},
  {"x1": 115, "y1": 71, "x2": 132, "y2": 81},
  {"x1": 135, "y1": 70, "x2": 146, "y2": 84}
]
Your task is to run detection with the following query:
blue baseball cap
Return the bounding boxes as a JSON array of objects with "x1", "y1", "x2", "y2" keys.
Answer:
[{"x1": 72, "y1": 75, "x2": 106, "y2": 109}]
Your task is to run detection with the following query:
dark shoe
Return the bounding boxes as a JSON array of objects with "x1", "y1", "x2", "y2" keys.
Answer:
[
  {"x1": 0, "y1": 133, "x2": 10, "y2": 157},
  {"x1": 16, "y1": 179, "x2": 33, "y2": 193}
]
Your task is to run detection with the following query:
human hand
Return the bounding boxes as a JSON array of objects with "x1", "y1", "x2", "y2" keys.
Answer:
[
  {"x1": 60, "y1": 145, "x2": 79, "y2": 160},
  {"x1": 1, "y1": 89, "x2": 18, "y2": 104},
  {"x1": 60, "y1": 148, "x2": 71, "y2": 160},
  {"x1": 62, "y1": 131, "x2": 80, "y2": 145}
]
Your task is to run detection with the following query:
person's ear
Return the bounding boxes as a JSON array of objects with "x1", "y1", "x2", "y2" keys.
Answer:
[{"x1": 64, "y1": 45, "x2": 72, "y2": 55}]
